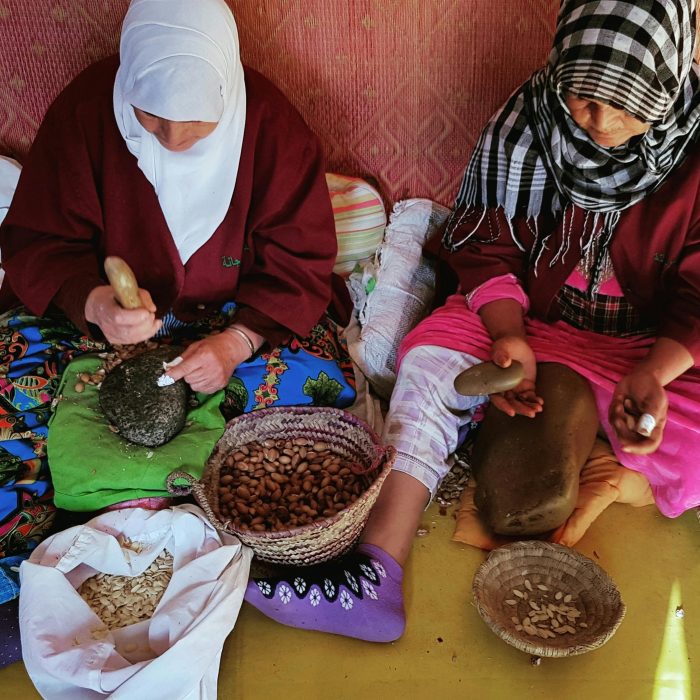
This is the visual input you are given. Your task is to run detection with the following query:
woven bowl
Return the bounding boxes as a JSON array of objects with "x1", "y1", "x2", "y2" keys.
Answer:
[
  {"x1": 472, "y1": 541, "x2": 625, "y2": 657},
  {"x1": 169, "y1": 406, "x2": 394, "y2": 566}
]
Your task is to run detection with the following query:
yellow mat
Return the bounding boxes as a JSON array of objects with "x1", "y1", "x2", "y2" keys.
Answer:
[{"x1": 1, "y1": 502, "x2": 698, "y2": 699}]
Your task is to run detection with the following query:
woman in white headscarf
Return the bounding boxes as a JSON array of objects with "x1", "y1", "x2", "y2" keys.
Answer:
[
  {"x1": 2, "y1": 0, "x2": 351, "y2": 393},
  {"x1": 0, "y1": 0, "x2": 353, "y2": 586}
]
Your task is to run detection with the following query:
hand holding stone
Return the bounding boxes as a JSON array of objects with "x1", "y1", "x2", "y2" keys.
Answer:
[
  {"x1": 488, "y1": 335, "x2": 543, "y2": 417},
  {"x1": 85, "y1": 257, "x2": 162, "y2": 344},
  {"x1": 85, "y1": 285, "x2": 162, "y2": 345}
]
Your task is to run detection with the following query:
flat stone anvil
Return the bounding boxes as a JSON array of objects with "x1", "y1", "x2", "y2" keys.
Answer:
[{"x1": 99, "y1": 346, "x2": 190, "y2": 448}]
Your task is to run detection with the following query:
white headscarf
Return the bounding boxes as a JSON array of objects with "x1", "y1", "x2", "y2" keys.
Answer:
[{"x1": 113, "y1": 0, "x2": 246, "y2": 264}]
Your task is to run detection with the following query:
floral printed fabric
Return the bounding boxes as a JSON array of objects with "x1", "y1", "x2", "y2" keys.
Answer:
[
  {"x1": 255, "y1": 552, "x2": 386, "y2": 609},
  {"x1": 208, "y1": 303, "x2": 356, "y2": 419},
  {"x1": 0, "y1": 309, "x2": 100, "y2": 573},
  {"x1": 0, "y1": 304, "x2": 355, "y2": 589}
]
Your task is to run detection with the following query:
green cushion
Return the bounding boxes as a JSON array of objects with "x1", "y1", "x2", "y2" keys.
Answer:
[{"x1": 48, "y1": 353, "x2": 225, "y2": 511}]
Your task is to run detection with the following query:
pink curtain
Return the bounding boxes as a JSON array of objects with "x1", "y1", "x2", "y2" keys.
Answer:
[{"x1": 0, "y1": 0, "x2": 558, "y2": 205}]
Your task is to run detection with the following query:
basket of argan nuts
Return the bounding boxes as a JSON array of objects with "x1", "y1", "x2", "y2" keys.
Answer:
[
  {"x1": 167, "y1": 407, "x2": 395, "y2": 566},
  {"x1": 472, "y1": 541, "x2": 626, "y2": 658}
]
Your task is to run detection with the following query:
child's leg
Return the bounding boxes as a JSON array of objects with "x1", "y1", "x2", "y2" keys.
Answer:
[{"x1": 245, "y1": 345, "x2": 486, "y2": 642}]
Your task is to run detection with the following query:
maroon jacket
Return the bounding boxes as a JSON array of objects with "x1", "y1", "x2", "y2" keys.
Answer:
[
  {"x1": 426, "y1": 145, "x2": 700, "y2": 363},
  {"x1": 0, "y1": 57, "x2": 350, "y2": 345}
]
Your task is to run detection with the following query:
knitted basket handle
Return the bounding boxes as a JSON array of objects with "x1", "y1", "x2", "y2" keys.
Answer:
[
  {"x1": 166, "y1": 470, "x2": 226, "y2": 528},
  {"x1": 349, "y1": 444, "x2": 396, "y2": 476},
  {"x1": 166, "y1": 470, "x2": 199, "y2": 497}
]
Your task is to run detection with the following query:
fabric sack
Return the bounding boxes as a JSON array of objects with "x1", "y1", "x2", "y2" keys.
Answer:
[
  {"x1": 20, "y1": 505, "x2": 252, "y2": 700},
  {"x1": 346, "y1": 198, "x2": 449, "y2": 399}
]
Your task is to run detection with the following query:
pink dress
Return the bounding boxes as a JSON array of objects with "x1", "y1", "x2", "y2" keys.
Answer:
[{"x1": 398, "y1": 270, "x2": 700, "y2": 518}]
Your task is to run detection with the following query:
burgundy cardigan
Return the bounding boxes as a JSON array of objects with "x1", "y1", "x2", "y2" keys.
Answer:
[
  {"x1": 426, "y1": 145, "x2": 700, "y2": 363},
  {"x1": 0, "y1": 57, "x2": 350, "y2": 345}
]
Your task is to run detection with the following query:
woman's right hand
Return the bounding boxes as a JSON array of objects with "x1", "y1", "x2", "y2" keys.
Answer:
[
  {"x1": 489, "y1": 335, "x2": 543, "y2": 418},
  {"x1": 609, "y1": 369, "x2": 668, "y2": 455},
  {"x1": 85, "y1": 285, "x2": 162, "y2": 344}
]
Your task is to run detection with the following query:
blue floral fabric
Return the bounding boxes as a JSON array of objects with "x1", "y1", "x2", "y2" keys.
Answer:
[{"x1": 0, "y1": 303, "x2": 355, "y2": 565}]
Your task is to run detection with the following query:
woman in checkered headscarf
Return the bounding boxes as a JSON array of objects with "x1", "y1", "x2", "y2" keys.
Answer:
[
  {"x1": 445, "y1": 0, "x2": 700, "y2": 275},
  {"x1": 376, "y1": 0, "x2": 700, "y2": 554},
  {"x1": 244, "y1": 0, "x2": 700, "y2": 646}
]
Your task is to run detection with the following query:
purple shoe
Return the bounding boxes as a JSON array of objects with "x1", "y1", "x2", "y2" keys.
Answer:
[{"x1": 245, "y1": 543, "x2": 405, "y2": 643}]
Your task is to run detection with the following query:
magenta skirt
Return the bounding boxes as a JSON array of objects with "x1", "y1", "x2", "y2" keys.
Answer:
[{"x1": 398, "y1": 294, "x2": 700, "y2": 518}]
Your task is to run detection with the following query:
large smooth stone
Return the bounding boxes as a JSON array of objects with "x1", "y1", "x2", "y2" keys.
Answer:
[
  {"x1": 454, "y1": 360, "x2": 524, "y2": 396},
  {"x1": 472, "y1": 362, "x2": 598, "y2": 536},
  {"x1": 99, "y1": 347, "x2": 189, "y2": 448}
]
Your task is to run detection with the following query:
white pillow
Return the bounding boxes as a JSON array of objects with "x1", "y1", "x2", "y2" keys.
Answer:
[
  {"x1": 346, "y1": 198, "x2": 449, "y2": 399},
  {"x1": 0, "y1": 156, "x2": 22, "y2": 289},
  {"x1": 0, "y1": 156, "x2": 21, "y2": 227}
]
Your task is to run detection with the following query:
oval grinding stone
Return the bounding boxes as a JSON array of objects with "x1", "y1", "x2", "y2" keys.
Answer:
[
  {"x1": 99, "y1": 347, "x2": 189, "y2": 448},
  {"x1": 453, "y1": 360, "x2": 524, "y2": 396}
]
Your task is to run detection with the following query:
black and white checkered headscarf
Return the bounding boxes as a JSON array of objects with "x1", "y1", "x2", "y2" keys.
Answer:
[{"x1": 444, "y1": 0, "x2": 700, "y2": 261}]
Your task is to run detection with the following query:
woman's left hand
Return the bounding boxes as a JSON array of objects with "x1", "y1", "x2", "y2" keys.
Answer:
[
  {"x1": 609, "y1": 369, "x2": 668, "y2": 454},
  {"x1": 163, "y1": 331, "x2": 251, "y2": 394}
]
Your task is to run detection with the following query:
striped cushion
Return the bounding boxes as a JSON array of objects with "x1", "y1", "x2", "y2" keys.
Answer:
[{"x1": 326, "y1": 173, "x2": 386, "y2": 277}]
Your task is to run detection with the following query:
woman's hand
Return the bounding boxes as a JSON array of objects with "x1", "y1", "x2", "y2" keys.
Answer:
[
  {"x1": 489, "y1": 335, "x2": 543, "y2": 418},
  {"x1": 609, "y1": 369, "x2": 668, "y2": 454},
  {"x1": 608, "y1": 336, "x2": 692, "y2": 454},
  {"x1": 85, "y1": 285, "x2": 162, "y2": 344},
  {"x1": 163, "y1": 330, "x2": 251, "y2": 394}
]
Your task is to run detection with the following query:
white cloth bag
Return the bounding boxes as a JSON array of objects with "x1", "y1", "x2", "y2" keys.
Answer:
[{"x1": 20, "y1": 505, "x2": 252, "y2": 700}]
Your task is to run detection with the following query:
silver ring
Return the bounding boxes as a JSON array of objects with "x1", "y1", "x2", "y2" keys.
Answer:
[{"x1": 636, "y1": 413, "x2": 656, "y2": 437}]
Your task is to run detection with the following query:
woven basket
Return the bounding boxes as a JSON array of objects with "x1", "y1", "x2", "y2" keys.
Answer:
[
  {"x1": 472, "y1": 541, "x2": 625, "y2": 658},
  {"x1": 168, "y1": 406, "x2": 395, "y2": 566}
]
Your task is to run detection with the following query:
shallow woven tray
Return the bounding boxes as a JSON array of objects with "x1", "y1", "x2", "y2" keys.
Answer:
[
  {"x1": 169, "y1": 406, "x2": 394, "y2": 566},
  {"x1": 472, "y1": 541, "x2": 625, "y2": 657}
]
